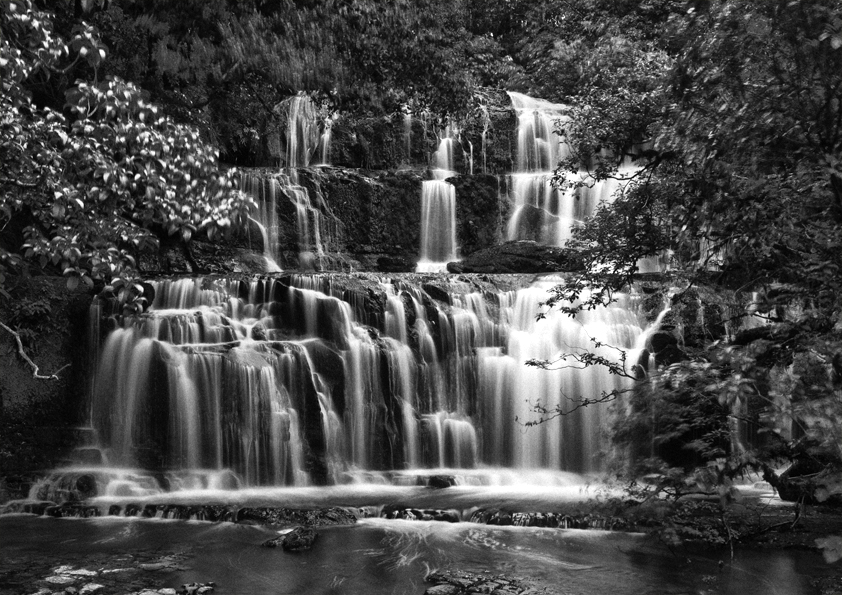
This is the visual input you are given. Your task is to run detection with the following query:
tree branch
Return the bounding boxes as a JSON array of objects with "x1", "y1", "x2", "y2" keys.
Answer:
[{"x1": 0, "y1": 320, "x2": 69, "y2": 380}]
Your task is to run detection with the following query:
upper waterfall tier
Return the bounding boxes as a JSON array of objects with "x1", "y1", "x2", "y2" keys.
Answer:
[
  {"x1": 89, "y1": 274, "x2": 657, "y2": 488},
  {"x1": 505, "y1": 91, "x2": 640, "y2": 248}
]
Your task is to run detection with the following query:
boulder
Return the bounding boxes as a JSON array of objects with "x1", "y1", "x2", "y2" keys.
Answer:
[
  {"x1": 427, "y1": 475, "x2": 456, "y2": 489},
  {"x1": 447, "y1": 241, "x2": 583, "y2": 274},
  {"x1": 282, "y1": 526, "x2": 318, "y2": 551}
]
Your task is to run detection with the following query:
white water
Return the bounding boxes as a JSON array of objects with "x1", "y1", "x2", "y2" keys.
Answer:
[
  {"x1": 417, "y1": 130, "x2": 459, "y2": 271},
  {"x1": 505, "y1": 92, "x2": 639, "y2": 247},
  {"x1": 241, "y1": 173, "x2": 283, "y2": 271},
  {"x1": 84, "y1": 275, "x2": 653, "y2": 490}
]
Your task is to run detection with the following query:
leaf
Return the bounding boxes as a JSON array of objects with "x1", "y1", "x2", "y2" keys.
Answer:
[{"x1": 66, "y1": 276, "x2": 80, "y2": 290}]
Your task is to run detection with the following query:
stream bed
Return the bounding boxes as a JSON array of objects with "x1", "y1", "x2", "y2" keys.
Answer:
[{"x1": 0, "y1": 513, "x2": 833, "y2": 595}]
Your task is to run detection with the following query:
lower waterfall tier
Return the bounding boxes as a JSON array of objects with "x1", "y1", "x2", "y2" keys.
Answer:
[{"x1": 88, "y1": 274, "x2": 659, "y2": 486}]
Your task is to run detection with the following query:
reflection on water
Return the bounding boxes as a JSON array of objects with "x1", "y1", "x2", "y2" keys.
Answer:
[{"x1": 0, "y1": 516, "x2": 831, "y2": 595}]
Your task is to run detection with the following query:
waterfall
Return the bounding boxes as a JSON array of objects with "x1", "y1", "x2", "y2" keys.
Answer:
[
  {"x1": 417, "y1": 129, "x2": 459, "y2": 272},
  {"x1": 505, "y1": 92, "x2": 638, "y2": 246},
  {"x1": 87, "y1": 274, "x2": 652, "y2": 488},
  {"x1": 241, "y1": 172, "x2": 283, "y2": 272},
  {"x1": 243, "y1": 94, "x2": 341, "y2": 270},
  {"x1": 285, "y1": 93, "x2": 321, "y2": 169}
]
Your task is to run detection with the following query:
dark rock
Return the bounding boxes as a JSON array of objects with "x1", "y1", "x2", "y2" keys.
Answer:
[
  {"x1": 648, "y1": 330, "x2": 677, "y2": 354},
  {"x1": 428, "y1": 475, "x2": 456, "y2": 489},
  {"x1": 123, "y1": 503, "x2": 141, "y2": 516},
  {"x1": 432, "y1": 510, "x2": 460, "y2": 523},
  {"x1": 281, "y1": 526, "x2": 318, "y2": 551},
  {"x1": 447, "y1": 241, "x2": 583, "y2": 274},
  {"x1": 178, "y1": 582, "x2": 214, "y2": 595},
  {"x1": 240, "y1": 506, "x2": 358, "y2": 527},
  {"x1": 653, "y1": 344, "x2": 685, "y2": 367},
  {"x1": 422, "y1": 283, "x2": 452, "y2": 305},
  {"x1": 377, "y1": 256, "x2": 416, "y2": 273},
  {"x1": 469, "y1": 582, "x2": 501, "y2": 594}
]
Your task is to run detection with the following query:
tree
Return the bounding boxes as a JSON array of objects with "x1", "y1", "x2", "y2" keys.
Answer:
[
  {"x1": 532, "y1": 0, "x2": 842, "y2": 521},
  {"x1": 1, "y1": 0, "x2": 253, "y2": 366}
]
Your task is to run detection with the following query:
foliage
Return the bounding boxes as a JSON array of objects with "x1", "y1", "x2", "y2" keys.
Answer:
[
  {"x1": 74, "y1": 0, "x2": 484, "y2": 163},
  {"x1": 0, "y1": 0, "x2": 254, "y2": 293},
  {"x1": 552, "y1": 0, "x2": 842, "y2": 313},
  {"x1": 514, "y1": 3, "x2": 842, "y2": 535}
]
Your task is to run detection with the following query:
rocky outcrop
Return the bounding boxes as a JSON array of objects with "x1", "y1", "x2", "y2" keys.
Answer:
[
  {"x1": 425, "y1": 570, "x2": 559, "y2": 595},
  {"x1": 328, "y1": 88, "x2": 517, "y2": 175},
  {"x1": 447, "y1": 241, "x2": 584, "y2": 274}
]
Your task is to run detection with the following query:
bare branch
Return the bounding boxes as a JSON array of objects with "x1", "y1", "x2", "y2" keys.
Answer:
[
  {"x1": 0, "y1": 320, "x2": 69, "y2": 380},
  {"x1": 516, "y1": 387, "x2": 635, "y2": 426}
]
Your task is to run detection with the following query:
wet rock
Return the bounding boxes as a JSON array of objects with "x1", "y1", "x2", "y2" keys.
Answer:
[
  {"x1": 123, "y1": 503, "x2": 142, "y2": 516},
  {"x1": 422, "y1": 283, "x2": 452, "y2": 305},
  {"x1": 177, "y1": 582, "x2": 215, "y2": 595},
  {"x1": 447, "y1": 241, "x2": 583, "y2": 274},
  {"x1": 282, "y1": 526, "x2": 318, "y2": 551},
  {"x1": 426, "y1": 570, "x2": 549, "y2": 595},
  {"x1": 377, "y1": 255, "x2": 415, "y2": 273},
  {"x1": 428, "y1": 475, "x2": 456, "y2": 489},
  {"x1": 78, "y1": 586, "x2": 104, "y2": 595},
  {"x1": 470, "y1": 581, "x2": 502, "y2": 594},
  {"x1": 262, "y1": 536, "x2": 284, "y2": 548},
  {"x1": 239, "y1": 506, "x2": 358, "y2": 527}
]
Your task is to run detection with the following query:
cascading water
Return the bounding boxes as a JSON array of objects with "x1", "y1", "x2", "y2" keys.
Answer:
[
  {"x1": 506, "y1": 92, "x2": 638, "y2": 246},
  {"x1": 242, "y1": 93, "x2": 340, "y2": 270},
  {"x1": 240, "y1": 172, "x2": 283, "y2": 272},
  {"x1": 417, "y1": 128, "x2": 459, "y2": 272},
  {"x1": 85, "y1": 274, "x2": 652, "y2": 490}
]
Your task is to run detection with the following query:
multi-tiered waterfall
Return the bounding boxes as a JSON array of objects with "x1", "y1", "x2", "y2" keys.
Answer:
[
  {"x1": 88, "y1": 275, "x2": 651, "y2": 487},
  {"x1": 76, "y1": 91, "x2": 663, "y2": 492}
]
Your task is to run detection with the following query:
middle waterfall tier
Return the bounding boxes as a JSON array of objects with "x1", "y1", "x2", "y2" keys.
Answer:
[
  {"x1": 418, "y1": 132, "x2": 460, "y2": 272},
  {"x1": 91, "y1": 275, "x2": 651, "y2": 487}
]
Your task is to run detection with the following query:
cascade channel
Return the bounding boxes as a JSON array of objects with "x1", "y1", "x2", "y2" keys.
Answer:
[{"x1": 82, "y1": 274, "x2": 653, "y2": 491}]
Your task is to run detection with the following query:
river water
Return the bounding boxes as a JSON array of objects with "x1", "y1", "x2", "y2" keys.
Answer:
[{"x1": 0, "y1": 513, "x2": 831, "y2": 595}]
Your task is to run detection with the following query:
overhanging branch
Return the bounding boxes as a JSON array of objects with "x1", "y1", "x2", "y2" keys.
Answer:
[{"x1": 0, "y1": 320, "x2": 69, "y2": 380}]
